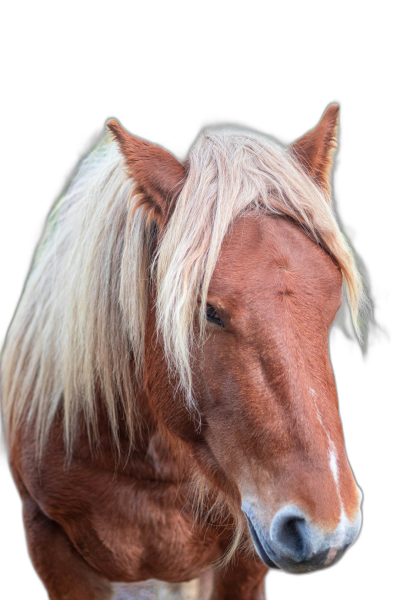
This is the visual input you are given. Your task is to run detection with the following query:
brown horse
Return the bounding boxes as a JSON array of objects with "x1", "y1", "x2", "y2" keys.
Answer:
[{"x1": 1, "y1": 105, "x2": 364, "y2": 599}]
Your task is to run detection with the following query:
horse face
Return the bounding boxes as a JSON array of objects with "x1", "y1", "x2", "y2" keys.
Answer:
[{"x1": 194, "y1": 213, "x2": 362, "y2": 573}]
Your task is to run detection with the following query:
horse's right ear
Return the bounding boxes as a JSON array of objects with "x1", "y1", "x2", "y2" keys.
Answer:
[{"x1": 107, "y1": 119, "x2": 186, "y2": 227}]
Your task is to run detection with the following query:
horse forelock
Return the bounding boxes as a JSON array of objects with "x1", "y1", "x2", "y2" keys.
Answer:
[
  {"x1": 1, "y1": 126, "x2": 365, "y2": 459},
  {"x1": 155, "y1": 127, "x2": 365, "y2": 408}
]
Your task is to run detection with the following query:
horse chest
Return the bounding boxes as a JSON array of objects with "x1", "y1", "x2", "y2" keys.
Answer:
[{"x1": 13, "y1": 427, "x2": 222, "y2": 583}]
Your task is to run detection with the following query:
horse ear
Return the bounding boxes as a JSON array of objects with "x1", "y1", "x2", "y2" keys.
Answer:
[
  {"x1": 290, "y1": 104, "x2": 339, "y2": 198},
  {"x1": 107, "y1": 119, "x2": 186, "y2": 227}
]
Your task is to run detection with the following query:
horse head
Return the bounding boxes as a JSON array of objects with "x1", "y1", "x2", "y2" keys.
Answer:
[{"x1": 109, "y1": 106, "x2": 362, "y2": 573}]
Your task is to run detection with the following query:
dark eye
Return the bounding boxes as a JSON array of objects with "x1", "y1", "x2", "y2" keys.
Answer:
[{"x1": 206, "y1": 303, "x2": 224, "y2": 328}]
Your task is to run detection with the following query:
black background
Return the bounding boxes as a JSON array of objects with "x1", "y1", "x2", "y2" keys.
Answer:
[{"x1": 0, "y1": 45, "x2": 398, "y2": 600}]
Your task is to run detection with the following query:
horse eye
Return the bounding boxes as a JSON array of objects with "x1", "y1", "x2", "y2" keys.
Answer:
[{"x1": 206, "y1": 304, "x2": 224, "y2": 328}]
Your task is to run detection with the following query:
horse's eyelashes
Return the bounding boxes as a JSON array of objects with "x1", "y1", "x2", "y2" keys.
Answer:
[{"x1": 206, "y1": 304, "x2": 225, "y2": 328}]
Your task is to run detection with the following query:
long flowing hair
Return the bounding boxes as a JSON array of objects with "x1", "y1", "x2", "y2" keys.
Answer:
[{"x1": 1, "y1": 126, "x2": 365, "y2": 457}]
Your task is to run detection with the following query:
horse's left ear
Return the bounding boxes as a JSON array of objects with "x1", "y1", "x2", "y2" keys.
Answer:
[
  {"x1": 290, "y1": 104, "x2": 339, "y2": 199},
  {"x1": 107, "y1": 119, "x2": 186, "y2": 227}
]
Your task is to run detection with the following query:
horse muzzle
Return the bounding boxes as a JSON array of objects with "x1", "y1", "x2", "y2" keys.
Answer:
[{"x1": 242, "y1": 501, "x2": 362, "y2": 573}]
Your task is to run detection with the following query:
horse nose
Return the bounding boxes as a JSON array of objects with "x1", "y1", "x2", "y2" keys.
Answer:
[
  {"x1": 270, "y1": 506, "x2": 311, "y2": 562},
  {"x1": 242, "y1": 501, "x2": 362, "y2": 572}
]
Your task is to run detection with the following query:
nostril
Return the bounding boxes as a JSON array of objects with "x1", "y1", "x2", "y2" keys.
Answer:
[
  {"x1": 278, "y1": 516, "x2": 307, "y2": 559},
  {"x1": 270, "y1": 507, "x2": 310, "y2": 562}
]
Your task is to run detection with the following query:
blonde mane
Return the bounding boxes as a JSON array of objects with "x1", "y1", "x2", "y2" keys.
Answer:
[{"x1": 1, "y1": 126, "x2": 365, "y2": 456}]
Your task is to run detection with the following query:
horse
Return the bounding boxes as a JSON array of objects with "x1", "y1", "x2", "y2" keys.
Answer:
[{"x1": 1, "y1": 105, "x2": 365, "y2": 600}]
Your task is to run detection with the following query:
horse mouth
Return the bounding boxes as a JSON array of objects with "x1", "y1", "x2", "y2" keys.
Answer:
[{"x1": 245, "y1": 517, "x2": 280, "y2": 569}]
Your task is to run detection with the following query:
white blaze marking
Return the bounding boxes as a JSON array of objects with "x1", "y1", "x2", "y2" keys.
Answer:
[
  {"x1": 309, "y1": 388, "x2": 348, "y2": 565},
  {"x1": 309, "y1": 387, "x2": 343, "y2": 508}
]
